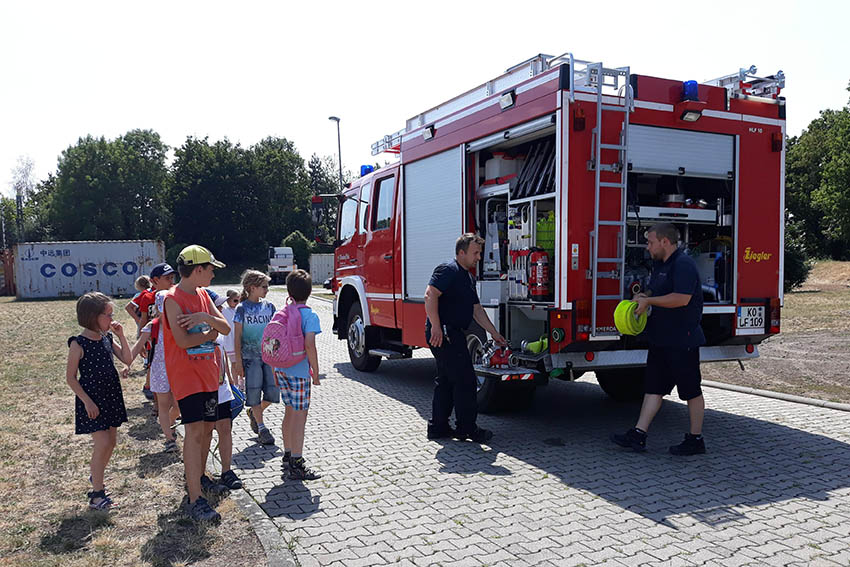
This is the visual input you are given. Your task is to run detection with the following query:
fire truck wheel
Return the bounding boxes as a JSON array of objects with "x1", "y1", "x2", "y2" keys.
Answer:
[
  {"x1": 595, "y1": 368, "x2": 646, "y2": 402},
  {"x1": 347, "y1": 302, "x2": 381, "y2": 372}
]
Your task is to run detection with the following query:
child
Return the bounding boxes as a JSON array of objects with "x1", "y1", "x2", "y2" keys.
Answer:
[
  {"x1": 132, "y1": 264, "x2": 176, "y2": 404},
  {"x1": 210, "y1": 318, "x2": 243, "y2": 491},
  {"x1": 275, "y1": 270, "x2": 322, "y2": 480},
  {"x1": 232, "y1": 270, "x2": 278, "y2": 446},
  {"x1": 125, "y1": 275, "x2": 151, "y2": 337},
  {"x1": 218, "y1": 290, "x2": 240, "y2": 359},
  {"x1": 162, "y1": 245, "x2": 230, "y2": 522},
  {"x1": 130, "y1": 290, "x2": 179, "y2": 453},
  {"x1": 66, "y1": 292, "x2": 133, "y2": 510}
]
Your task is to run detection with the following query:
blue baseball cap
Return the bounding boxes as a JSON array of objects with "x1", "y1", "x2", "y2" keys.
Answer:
[{"x1": 150, "y1": 262, "x2": 175, "y2": 279}]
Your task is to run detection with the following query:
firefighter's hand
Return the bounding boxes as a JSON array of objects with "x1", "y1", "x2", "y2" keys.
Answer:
[
  {"x1": 491, "y1": 332, "x2": 508, "y2": 347},
  {"x1": 634, "y1": 296, "x2": 651, "y2": 316},
  {"x1": 429, "y1": 326, "x2": 444, "y2": 348},
  {"x1": 632, "y1": 292, "x2": 648, "y2": 301}
]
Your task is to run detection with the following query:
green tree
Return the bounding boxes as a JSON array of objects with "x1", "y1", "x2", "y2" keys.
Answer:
[
  {"x1": 169, "y1": 137, "x2": 256, "y2": 262},
  {"x1": 49, "y1": 130, "x2": 169, "y2": 241},
  {"x1": 249, "y1": 137, "x2": 311, "y2": 248},
  {"x1": 307, "y1": 154, "x2": 342, "y2": 243},
  {"x1": 1, "y1": 197, "x2": 16, "y2": 248},
  {"x1": 786, "y1": 82, "x2": 850, "y2": 258}
]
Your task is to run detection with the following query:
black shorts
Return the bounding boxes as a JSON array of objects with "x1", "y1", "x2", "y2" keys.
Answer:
[
  {"x1": 645, "y1": 346, "x2": 702, "y2": 401},
  {"x1": 177, "y1": 391, "x2": 218, "y2": 424},
  {"x1": 216, "y1": 401, "x2": 231, "y2": 422}
]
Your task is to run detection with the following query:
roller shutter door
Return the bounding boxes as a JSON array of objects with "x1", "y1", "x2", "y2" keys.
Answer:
[
  {"x1": 628, "y1": 125, "x2": 734, "y2": 178},
  {"x1": 403, "y1": 147, "x2": 463, "y2": 299}
]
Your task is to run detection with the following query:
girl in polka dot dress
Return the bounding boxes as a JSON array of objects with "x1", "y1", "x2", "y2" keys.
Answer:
[{"x1": 66, "y1": 292, "x2": 133, "y2": 510}]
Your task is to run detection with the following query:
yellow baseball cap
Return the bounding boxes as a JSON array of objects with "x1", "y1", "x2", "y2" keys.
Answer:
[{"x1": 177, "y1": 245, "x2": 226, "y2": 268}]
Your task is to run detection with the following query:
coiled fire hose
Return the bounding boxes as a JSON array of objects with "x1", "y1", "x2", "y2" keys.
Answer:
[{"x1": 614, "y1": 300, "x2": 648, "y2": 336}]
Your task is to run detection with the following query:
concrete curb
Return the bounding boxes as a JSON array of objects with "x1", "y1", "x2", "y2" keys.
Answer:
[
  {"x1": 703, "y1": 380, "x2": 850, "y2": 412},
  {"x1": 175, "y1": 424, "x2": 299, "y2": 567}
]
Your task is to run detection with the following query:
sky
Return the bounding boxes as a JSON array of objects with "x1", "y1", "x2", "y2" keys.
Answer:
[{"x1": 1, "y1": 0, "x2": 848, "y2": 196}]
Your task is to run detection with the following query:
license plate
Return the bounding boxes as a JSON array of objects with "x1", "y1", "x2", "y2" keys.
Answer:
[{"x1": 737, "y1": 306, "x2": 765, "y2": 329}]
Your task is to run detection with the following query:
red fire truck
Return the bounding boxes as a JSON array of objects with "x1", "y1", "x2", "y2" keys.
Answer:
[{"x1": 315, "y1": 54, "x2": 786, "y2": 411}]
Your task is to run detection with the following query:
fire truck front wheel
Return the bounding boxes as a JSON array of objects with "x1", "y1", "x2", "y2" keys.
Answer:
[
  {"x1": 347, "y1": 302, "x2": 381, "y2": 372},
  {"x1": 595, "y1": 368, "x2": 646, "y2": 402}
]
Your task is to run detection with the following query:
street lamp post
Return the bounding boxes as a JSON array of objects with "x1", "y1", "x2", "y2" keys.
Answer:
[{"x1": 328, "y1": 116, "x2": 343, "y2": 191}]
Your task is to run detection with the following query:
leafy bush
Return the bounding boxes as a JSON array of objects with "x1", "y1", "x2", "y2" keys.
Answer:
[
  {"x1": 282, "y1": 230, "x2": 314, "y2": 273},
  {"x1": 784, "y1": 221, "x2": 813, "y2": 292}
]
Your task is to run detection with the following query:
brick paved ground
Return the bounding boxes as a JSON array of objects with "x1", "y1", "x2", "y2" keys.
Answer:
[{"x1": 217, "y1": 289, "x2": 850, "y2": 566}]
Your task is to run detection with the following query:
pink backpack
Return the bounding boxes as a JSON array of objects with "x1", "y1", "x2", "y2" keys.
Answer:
[{"x1": 261, "y1": 299, "x2": 307, "y2": 368}]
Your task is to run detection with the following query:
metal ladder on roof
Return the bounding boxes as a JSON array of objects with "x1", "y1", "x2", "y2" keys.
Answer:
[{"x1": 587, "y1": 62, "x2": 633, "y2": 337}]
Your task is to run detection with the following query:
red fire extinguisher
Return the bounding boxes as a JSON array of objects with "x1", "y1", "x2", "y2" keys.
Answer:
[{"x1": 529, "y1": 249, "x2": 549, "y2": 300}]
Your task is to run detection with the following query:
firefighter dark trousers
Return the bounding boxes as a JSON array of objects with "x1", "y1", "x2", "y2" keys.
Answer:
[{"x1": 428, "y1": 327, "x2": 478, "y2": 435}]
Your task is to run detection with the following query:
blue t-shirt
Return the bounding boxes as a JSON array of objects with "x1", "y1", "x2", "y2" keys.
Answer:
[
  {"x1": 233, "y1": 299, "x2": 276, "y2": 359},
  {"x1": 644, "y1": 248, "x2": 705, "y2": 348},
  {"x1": 275, "y1": 305, "x2": 322, "y2": 378}
]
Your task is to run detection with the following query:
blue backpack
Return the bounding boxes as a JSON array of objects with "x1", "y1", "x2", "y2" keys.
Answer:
[{"x1": 229, "y1": 384, "x2": 246, "y2": 420}]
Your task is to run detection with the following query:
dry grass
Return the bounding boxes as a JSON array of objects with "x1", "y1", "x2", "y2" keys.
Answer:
[
  {"x1": 702, "y1": 260, "x2": 850, "y2": 403},
  {"x1": 0, "y1": 298, "x2": 265, "y2": 567}
]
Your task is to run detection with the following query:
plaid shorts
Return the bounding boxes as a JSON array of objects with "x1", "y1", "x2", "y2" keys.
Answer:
[{"x1": 275, "y1": 370, "x2": 312, "y2": 411}]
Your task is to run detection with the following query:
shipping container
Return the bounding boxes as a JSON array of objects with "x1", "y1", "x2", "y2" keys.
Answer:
[
  {"x1": 13, "y1": 240, "x2": 165, "y2": 299},
  {"x1": 309, "y1": 253, "x2": 334, "y2": 286}
]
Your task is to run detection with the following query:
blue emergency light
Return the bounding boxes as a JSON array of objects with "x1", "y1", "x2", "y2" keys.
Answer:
[
  {"x1": 682, "y1": 80, "x2": 699, "y2": 101},
  {"x1": 361, "y1": 165, "x2": 374, "y2": 176}
]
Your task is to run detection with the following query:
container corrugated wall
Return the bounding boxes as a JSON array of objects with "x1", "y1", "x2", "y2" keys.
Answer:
[
  {"x1": 13, "y1": 240, "x2": 165, "y2": 299},
  {"x1": 309, "y1": 253, "x2": 334, "y2": 285}
]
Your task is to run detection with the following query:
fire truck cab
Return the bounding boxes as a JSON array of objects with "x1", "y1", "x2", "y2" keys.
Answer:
[{"x1": 322, "y1": 53, "x2": 786, "y2": 411}]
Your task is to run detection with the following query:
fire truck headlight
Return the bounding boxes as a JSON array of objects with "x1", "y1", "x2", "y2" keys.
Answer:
[
  {"x1": 499, "y1": 90, "x2": 516, "y2": 110},
  {"x1": 680, "y1": 110, "x2": 702, "y2": 122}
]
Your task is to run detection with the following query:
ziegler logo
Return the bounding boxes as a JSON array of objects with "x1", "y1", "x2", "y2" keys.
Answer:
[
  {"x1": 743, "y1": 247, "x2": 772, "y2": 263},
  {"x1": 370, "y1": 305, "x2": 380, "y2": 315}
]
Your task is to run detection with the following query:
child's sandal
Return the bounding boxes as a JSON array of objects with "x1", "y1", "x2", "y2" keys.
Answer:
[{"x1": 88, "y1": 489, "x2": 116, "y2": 511}]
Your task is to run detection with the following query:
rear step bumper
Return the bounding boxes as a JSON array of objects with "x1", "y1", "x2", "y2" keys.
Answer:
[{"x1": 551, "y1": 344, "x2": 759, "y2": 371}]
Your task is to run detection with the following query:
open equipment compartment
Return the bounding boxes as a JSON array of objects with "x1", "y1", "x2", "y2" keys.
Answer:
[
  {"x1": 623, "y1": 125, "x2": 737, "y2": 306},
  {"x1": 473, "y1": 121, "x2": 558, "y2": 348}
]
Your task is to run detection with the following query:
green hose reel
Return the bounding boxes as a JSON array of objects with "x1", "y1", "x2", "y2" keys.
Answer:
[{"x1": 614, "y1": 300, "x2": 648, "y2": 336}]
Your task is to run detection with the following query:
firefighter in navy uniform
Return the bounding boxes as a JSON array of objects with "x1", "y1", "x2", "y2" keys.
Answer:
[
  {"x1": 610, "y1": 223, "x2": 707, "y2": 455},
  {"x1": 424, "y1": 234, "x2": 507, "y2": 443}
]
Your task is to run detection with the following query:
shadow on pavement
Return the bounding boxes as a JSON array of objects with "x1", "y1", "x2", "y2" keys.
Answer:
[
  {"x1": 263, "y1": 480, "x2": 321, "y2": 519},
  {"x1": 233, "y1": 443, "x2": 283, "y2": 471},
  {"x1": 435, "y1": 442, "x2": 512, "y2": 476},
  {"x1": 335, "y1": 356, "x2": 850, "y2": 526}
]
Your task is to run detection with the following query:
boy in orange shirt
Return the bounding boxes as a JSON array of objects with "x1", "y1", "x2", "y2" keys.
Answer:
[{"x1": 162, "y1": 245, "x2": 230, "y2": 522}]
